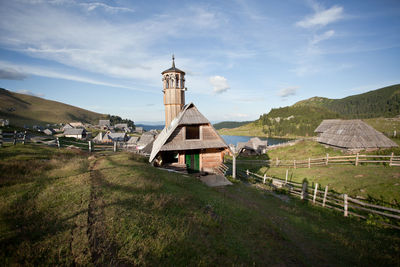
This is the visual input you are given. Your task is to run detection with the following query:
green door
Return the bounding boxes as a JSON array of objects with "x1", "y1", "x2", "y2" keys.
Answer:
[{"x1": 185, "y1": 151, "x2": 200, "y2": 172}]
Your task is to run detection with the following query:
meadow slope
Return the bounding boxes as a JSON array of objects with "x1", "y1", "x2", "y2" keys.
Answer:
[{"x1": 0, "y1": 144, "x2": 399, "y2": 265}]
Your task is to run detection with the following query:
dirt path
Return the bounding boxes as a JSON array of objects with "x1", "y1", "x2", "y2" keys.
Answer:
[{"x1": 87, "y1": 158, "x2": 120, "y2": 266}]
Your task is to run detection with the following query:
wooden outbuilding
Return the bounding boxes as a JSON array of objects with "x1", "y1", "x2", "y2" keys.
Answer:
[
  {"x1": 316, "y1": 119, "x2": 398, "y2": 151},
  {"x1": 150, "y1": 56, "x2": 230, "y2": 173}
]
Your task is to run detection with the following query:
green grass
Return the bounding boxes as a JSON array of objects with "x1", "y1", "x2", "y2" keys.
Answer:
[
  {"x1": 233, "y1": 140, "x2": 400, "y2": 206},
  {"x1": 1, "y1": 144, "x2": 399, "y2": 265},
  {"x1": 267, "y1": 139, "x2": 344, "y2": 160}
]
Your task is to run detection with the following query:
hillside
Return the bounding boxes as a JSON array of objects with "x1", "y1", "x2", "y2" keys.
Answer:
[
  {"x1": 0, "y1": 88, "x2": 106, "y2": 126},
  {"x1": 0, "y1": 145, "x2": 399, "y2": 265},
  {"x1": 294, "y1": 84, "x2": 400, "y2": 118},
  {"x1": 213, "y1": 121, "x2": 251, "y2": 130},
  {"x1": 219, "y1": 84, "x2": 400, "y2": 137},
  {"x1": 219, "y1": 105, "x2": 340, "y2": 137}
]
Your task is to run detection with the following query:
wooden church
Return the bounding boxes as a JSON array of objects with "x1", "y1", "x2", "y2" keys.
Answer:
[{"x1": 149, "y1": 56, "x2": 231, "y2": 173}]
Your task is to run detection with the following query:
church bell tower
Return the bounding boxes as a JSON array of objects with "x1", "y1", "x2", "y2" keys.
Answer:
[{"x1": 162, "y1": 55, "x2": 186, "y2": 128}]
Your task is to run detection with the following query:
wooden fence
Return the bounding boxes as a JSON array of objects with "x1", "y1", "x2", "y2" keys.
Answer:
[
  {"x1": 230, "y1": 153, "x2": 400, "y2": 168},
  {"x1": 0, "y1": 130, "x2": 133, "y2": 153},
  {"x1": 238, "y1": 169, "x2": 400, "y2": 230}
]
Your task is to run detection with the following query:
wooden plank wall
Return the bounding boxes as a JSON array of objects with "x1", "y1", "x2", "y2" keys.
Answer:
[{"x1": 201, "y1": 148, "x2": 223, "y2": 172}]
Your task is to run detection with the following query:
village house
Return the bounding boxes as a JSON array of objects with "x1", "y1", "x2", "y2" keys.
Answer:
[
  {"x1": 315, "y1": 119, "x2": 398, "y2": 152},
  {"x1": 92, "y1": 131, "x2": 128, "y2": 143},
  {"x1": 0, "y1": 119, "x2": 9, "y2": 127},
  {"x1": 134, "y1": 127, "x2": 144, "y2": 134},
  {"x1": 43, "y1": 128, "x2": 56, "y2": 136},
  {"x1": 64, "y1": 128, "x2": 87, "y2": 139},
  {"x1": 149, "y1": 57, "x2": 230, "y2": 173},
  {"x1": 114, "y1": 123, "x2": 132, "y2": 133},
  {"x1": 137, "y1": 131, "x2": 157, "y2": 150}
]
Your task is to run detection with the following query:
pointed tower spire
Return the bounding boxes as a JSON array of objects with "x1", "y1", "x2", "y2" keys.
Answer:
[{"x1": 172, "y1": 54, "x2": 175, "y2": 68}]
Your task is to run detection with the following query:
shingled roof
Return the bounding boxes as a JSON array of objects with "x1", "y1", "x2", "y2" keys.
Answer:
[
  {"x1": 314, "y1": 119, "x2": 343, "y2": 133},
  {"x1": 316, "y1": 119, "x2": 398, "y2": 149},
  {"x1": 149, "y1": 103, "x2": 229, "y2": 162}
]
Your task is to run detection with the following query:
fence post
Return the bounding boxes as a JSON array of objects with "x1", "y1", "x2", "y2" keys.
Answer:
[
  {"x1": 263, "y1": 173, "x2": 266, "y2": 184},
  {"x1": 88, "y1": 141, "x2": 92, "y2": 152},
  {"x1": 0, "y1": 129, "x2": 2, "y2": 148},
  {"x1": 308, "y1": 158, "x2": 311, "y2": 168},
  {"x1": 113, "y1": 141, "x2": 117, "y2": 152},
  {"x1": 322, "y1": 186, "x2": 328, "y2": 207},
  {"x1": 276, "y1": 157, "x2": 278, "y2": 166},
  {"x1": 313, "y1": 183, "x2": 318, "y2": 204},
  {"x1": 355, "y1": 153, "x2": 359, "y2": 166},
  {"x1": 344, "y1": 194, "x2": 348, "y2": 217},
  {"x1": 326, "y1": 153, "x2": 329, "y2": 166},
  {"x1": 389, "y1": 152, "x2": 394, "y2": 167},
  {"x1": 301, "y1": 181, "x2": 308, "y2": 200},
  {"x1": 394, "y1": 130, "x2": 397, "y2": 138},
  {"x1": 232, "y1": 153, "x2": 236, "y2": 179},
  {"x1": 13, "y1": 130, "x2": 17, "y2": 145},
  {"x1": 285, "y1": 169, "x2": 288, "y2": 184},
  {"x1": 56, "y1": 137, "x2": 60, "y2": 148},
  {"x1": 294, "y1": 159, "x2": 296, "y2": 169},
  {"x1": 23, "y1": 131, "x2": 26, "y2": 145}
]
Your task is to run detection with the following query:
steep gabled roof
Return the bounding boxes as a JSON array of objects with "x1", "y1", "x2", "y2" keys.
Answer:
[
  {"x1": 317, "y1": 120, "x2": 398, "y2": 149},
  {"x1": 149, "y1": 103, "x2": 229, "y2": 162}
]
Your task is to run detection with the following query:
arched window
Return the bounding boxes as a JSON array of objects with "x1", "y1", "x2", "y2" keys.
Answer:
[{"x1": 176, "y1": 75, "x2": 180, "y2": 88}]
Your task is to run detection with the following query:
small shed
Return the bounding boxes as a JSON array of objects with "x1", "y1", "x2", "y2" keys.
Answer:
[
  {"x1": 237, "y1": 137, "x2": 268, "y2": 156},
  {"x1": 316, "y1": 119, "x2": 398, "y2": 151},
  {"x1": 64, "y1": 128, "x2": 87, "y2": 139}
]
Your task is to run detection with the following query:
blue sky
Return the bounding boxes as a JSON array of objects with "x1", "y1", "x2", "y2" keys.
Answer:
[{"x1": 0, "y1": 0, "x2": 399, "y2": 123}]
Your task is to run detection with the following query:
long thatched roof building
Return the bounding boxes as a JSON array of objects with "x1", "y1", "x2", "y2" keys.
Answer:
[{"x1": 316, "y1": 119, "x2": 398, "y2": 151}]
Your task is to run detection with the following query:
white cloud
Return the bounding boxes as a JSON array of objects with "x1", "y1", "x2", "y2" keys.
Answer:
[
  {"x1": 0, "y1": 2, "x2": 222, "y2": 88},
  {"x1": 16, "y1": 89, "x2": 44, "y2": 97},
  {"x1": 278, "y1": 86, "x2": 299, "y2": 98},
  {"x1": 79, "y1": 2, "x2": 134, "y2": 13},
  {"x1": 0, "y1": 60, "x2": 150, "y2": 92},
  {"x1": 311, "y1": 30, "x2": 335, "y2": 45},
  {"x1": 209, "y1": 75, "x2": 230, "y2": 94},
  {"x1": 0, "y1": 67, "x2": 27, "y2": 80},
  {"x1": 296, "y1": 5, "x2": 343, "y2": 28}
]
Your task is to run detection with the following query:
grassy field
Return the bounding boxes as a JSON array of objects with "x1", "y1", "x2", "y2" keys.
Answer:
[
  {"x1": 1, "y1": 144, "x2": 400, "y2": 265},
  {"x1": 234, "y1": 140, "x2": 400, "y2": 206}
]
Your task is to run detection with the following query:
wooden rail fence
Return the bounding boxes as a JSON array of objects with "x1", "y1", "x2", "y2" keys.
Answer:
[
  {"x1": 0, "y1": 131, "x2": 131, "y2": 153},
  {"x1": 229, "y1": 152, "x2": 400, "y2": 168},
  {"x1": 238, "y1": 169, "x2": 400, "y2": 230}
]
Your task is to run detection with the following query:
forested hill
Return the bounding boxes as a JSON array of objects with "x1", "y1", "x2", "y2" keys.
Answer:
[
  {"x1": 213, "y1": 121, "x2": 251, "y2": 130},
  {"x1": 294, "y1": 84, "x2": 400, "y2": 118},
  {"x1": 255, "y1": 105, "x2": 340, "y2": 137},
  {"x1": 0, "y1": 88, "x2": 107, "y2": 126},
  {"x1": 219, "y1": 84, "x2": 400, "y2": 137}
]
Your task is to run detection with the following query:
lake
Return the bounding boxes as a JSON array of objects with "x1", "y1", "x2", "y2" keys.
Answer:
[{"x1": 221, "y1": 135, "x2": 291, "y2": 146}]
